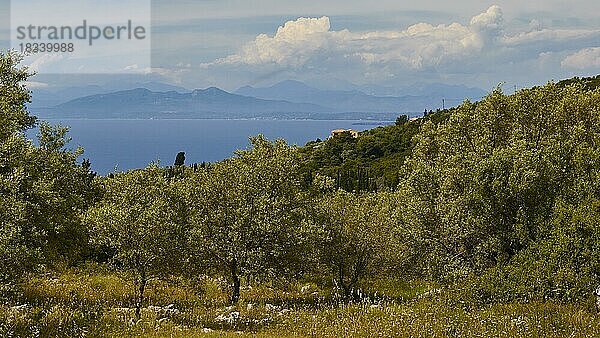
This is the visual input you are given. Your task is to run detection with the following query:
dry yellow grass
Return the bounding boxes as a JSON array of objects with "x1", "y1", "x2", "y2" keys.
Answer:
[{"x1": 2, "y1": 267, "x2": 600, "y2": 337}]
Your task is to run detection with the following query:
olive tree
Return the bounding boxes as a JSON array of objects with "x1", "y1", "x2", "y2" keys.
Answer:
[
  {"x1": 313, "y1": 190, "x2": 398, "y2": 300},
  {"x1": 396, "y1": 83, "x2": 600, "y2": 281},
  {"x1": 186, "y1": 136, "x2": 307, "y2": 304},
  {"x1": 86, "y1": 165, "x2": 189, "y2": 319},
  {"x1": 1, "y1": 52, "x2": 97, "y2": 285},
  {"x1": 0, "y1": 52, "x2": 35, "y2": 139}
]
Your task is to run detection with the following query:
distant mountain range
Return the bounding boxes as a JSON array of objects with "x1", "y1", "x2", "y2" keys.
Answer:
[
  {"x1": 33, "y1": 80, "x2": 487, "y2": 120},
  {"x1": 45, "y1": 87, "x2": 336, "y2": 119},
  {"x1": 236, "y1": 80, "x2": 485, "y2": 113},
  {"x1": 30, "y1": 82, "x2": 191, "y2": 109}
]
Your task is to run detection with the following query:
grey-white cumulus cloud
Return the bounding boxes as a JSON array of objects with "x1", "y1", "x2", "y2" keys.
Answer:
[{"x1": 201, "y1": 5, "x2": 599, "y2": 80}]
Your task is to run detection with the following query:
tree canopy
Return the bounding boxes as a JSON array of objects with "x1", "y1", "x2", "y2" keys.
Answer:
[{"x1": 0, "y1": 53, "x2": 97, "y2": 285}]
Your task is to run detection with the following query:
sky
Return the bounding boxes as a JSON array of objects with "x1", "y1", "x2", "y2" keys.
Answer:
[{"x1": 2, "y1": 0, "x2": 600, "y2": 93}]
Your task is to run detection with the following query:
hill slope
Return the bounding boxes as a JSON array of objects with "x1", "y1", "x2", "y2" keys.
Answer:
[{"x1": 301, "y1": 75, "x2": 600, "y2": 191}]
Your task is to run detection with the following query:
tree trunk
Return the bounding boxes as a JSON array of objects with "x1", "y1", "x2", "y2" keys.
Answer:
[
  {"x1": 230, "y1": 260, "x2": 241, "y2": 305},
  {"x1": 337, "y1": 264, "x2": 362, "y2": 302},
  {"x1": 135, "y1": 269, "x2": 147, "y2": 321},
  {"x1": 337, "y1": 265, "x2": 351, "y2": 300}
]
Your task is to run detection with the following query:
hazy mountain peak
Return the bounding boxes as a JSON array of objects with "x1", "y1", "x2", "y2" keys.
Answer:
[
  {"x1": 272, "y1": 80, "x2": 315, "y2": 90},
  {"x1": 235, "y1": 79, "x2": 483, "y2": 113},
  {"x1": 125, "y1": 88, "x2": 153, "y2": 94},
  {"x1": 192, "y1": 87, "x2": 233, "y2": 97}
]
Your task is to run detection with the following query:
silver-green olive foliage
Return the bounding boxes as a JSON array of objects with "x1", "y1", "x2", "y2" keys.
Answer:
[
  {"x1": 471, "y1": 198, "x2": 600, "y2": 304},
  {"x1": 314, "y1": 190, "x2": 398, "y2": 298},
  {"x1": 397, "y1": 83, "x2": 600, "y2": 281},
  {"x1": 86, "y1": 165, "x2": 190, "y2": 317},
  {"x1": 87, "y1": 165, "x2": 189, "y2": 278},
  {"x1": 186, "y1": 136, "x2": 306, "y2": 303},
  {"x1": 0, "y1": 52, "x2": 96, "y2": 284}
]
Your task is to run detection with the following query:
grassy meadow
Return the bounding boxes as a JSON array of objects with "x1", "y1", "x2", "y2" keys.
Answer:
[{"x1": 2, "y1": 264, "x2": 600, "y2": 337}]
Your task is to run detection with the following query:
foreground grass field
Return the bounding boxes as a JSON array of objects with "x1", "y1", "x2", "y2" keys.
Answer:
[{"x1": 1, "y1": 264, "x2": 599, "y2": 337}]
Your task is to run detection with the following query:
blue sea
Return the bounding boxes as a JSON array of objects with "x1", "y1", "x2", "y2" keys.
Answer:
[{"x1": 32, "y1": 119, "x2": 391, "y2": 174}]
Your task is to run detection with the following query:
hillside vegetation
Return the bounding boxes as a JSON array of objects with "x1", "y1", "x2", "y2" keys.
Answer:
[
  {"x1": 301, "y1": 75, "x2": 600, "y2": 191},
  {"x1": 2, "y1": 51, "x2": 600, "y2": 337}
]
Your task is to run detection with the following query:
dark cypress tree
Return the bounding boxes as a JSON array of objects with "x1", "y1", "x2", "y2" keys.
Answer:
[{"x1": 174, "y1": 152, "x2": 186, "y2": 166}]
